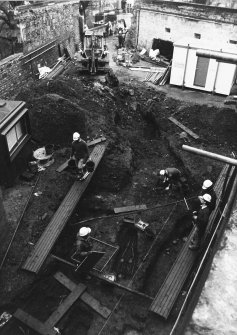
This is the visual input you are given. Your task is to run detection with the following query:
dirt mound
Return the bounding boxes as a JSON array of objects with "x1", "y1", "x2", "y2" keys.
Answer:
[
  {"x1": 177, "y1": 104, "x2": 237, "y2": 147},
  {"x1": 29, "y1": 95, "x2": 86, "y2": 145},
  {"x1": 167, "y1": 133, "x2": 222, "y2": 188}
]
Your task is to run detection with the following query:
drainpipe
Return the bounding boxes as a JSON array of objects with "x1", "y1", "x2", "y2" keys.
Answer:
[
  {"x1": 196, "y1": 50, "x2": 237, "y2": 64},
  {"x1": 182, "y1": 44, "x2": 189, "y2": 89},
  {"x1": 212, "y1": 49, "x2": 222, "y2": 94},
  {"x1": 136, "y1": 8, "x2": 140, "y2": 49},
  {"x1": 182, "y1": 145, "x2": 237, "y2": 166}
]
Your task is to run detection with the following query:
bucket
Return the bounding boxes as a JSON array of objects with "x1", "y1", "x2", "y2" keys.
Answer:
[
  {"x1": 86, "y1": 160, "x2": 95, "y2": 172},
  {"x1": 45, "y1": 144, "x2": 54, "y2": 155}
]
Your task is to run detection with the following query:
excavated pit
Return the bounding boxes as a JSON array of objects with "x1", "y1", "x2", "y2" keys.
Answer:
[{"x1": 1, "y1": 69, "x2": 236, "y2": 335}]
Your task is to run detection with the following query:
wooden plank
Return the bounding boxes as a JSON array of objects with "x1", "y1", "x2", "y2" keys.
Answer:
[
  {"x1": 150, "y1": 231, "x2": 196, "y2": 311},
  {"x1": 168, "y1": 116, "x2": 199, "y2": 139},
  {"x1": 56, "y1": 159, "x2": 70, "y2": 173},
  {"x1": 45, "y1": 284, "x2": 86, "y2": 327},
  {"x1": 14, "y1": 309, "x2": 56, "y2": 335},
  {"x1": 114, "y1": 204, "x2": 147, "y2": 214},
  {"x1": 56, "y1": 137, "x2": 106, "y2": 173},
  {"x1": 54, "y1": 272, "x2": 111, "y2": 318},
  {"x1": 22, "y1": 144, "x2": 106, "y2": 273},
  {"x1": 87, "y1": 137, "x2": 106, "y2": 147}
]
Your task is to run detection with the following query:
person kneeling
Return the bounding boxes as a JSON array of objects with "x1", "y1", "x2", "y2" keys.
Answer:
[{"x1": 159, "y1": 167, "x2": 182, "y2": 191}]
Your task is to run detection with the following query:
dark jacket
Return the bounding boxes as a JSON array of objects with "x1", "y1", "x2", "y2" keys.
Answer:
[
  {"x1": 201, "y1": 187, "x2": 217, "y2": 212},
  {"x1": 71, "y1": 139, "x2": 89, "y2": 162},
  {"x1": 165, "y1": 168, "x2": 181, "y2": 181},
  {"x1": 76, "y1": 237, "x2": 92, "y2": 258},
  {"x1": 196, "y1": 205, "x2": 210, "y2": 239}
]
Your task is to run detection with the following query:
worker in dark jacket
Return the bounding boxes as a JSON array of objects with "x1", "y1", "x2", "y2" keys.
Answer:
[
  {"x1": 118, "y1": 28, "x2": 123, "y2": 48},
  {"x1": 71, "y1": 132, "x2": 89, "y2": 178},
  {"x1": 76, "y1": 227, "x2": 93, "y2": 261},
  {"x1": 189, "y1": 193, "x2": 211, "y2": 250},
  {"x1": 201, "y1": 179, "x2": 216, "y2": 212},
  {"x1": 160, "y1": 167, "x2": 182, "y2": 191}
]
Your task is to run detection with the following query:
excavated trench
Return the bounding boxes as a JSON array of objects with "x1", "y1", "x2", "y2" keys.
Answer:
[{"x1": 1, "y1": 70, "x2": 236, "y2": 335}]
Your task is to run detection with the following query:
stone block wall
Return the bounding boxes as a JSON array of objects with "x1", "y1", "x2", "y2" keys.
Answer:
[
  {"x1": 0, "y1": 53, "x2": 32, "y2": 100},
  {"x1": 17, "y1": 1, "x2": 80, "y2": 54},
  {"x1": 0, "y1": 1, "x2": 81, "y2": 99}
]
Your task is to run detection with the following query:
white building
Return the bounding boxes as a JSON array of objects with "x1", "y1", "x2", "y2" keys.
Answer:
[{"x1": 170, "y1": 38, "x2": 237, "y2": 95}]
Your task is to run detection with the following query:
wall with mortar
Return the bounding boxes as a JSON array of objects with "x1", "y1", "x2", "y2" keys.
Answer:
[
  {"x1": 0, "y1": 1, "x2": 81, "y2": 99},
  {"x1": 17, "y1": 1, "x2": 81, "y2": 55},
  {"x1": 0, "y1": 53, "x2": 33, "y2": 100},
  {"x1": 137, "y1": 1, "x2": 237, "y2": 49}
]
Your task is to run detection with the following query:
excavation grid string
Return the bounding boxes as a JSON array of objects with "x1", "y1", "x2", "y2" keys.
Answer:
[{"x1": 73, "y1": 196, "x2": 196, "y2": 226}]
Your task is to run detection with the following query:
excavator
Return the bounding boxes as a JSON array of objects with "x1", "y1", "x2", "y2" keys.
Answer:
[{"x1": 76, "y1": 30, "x2": 110, "y2": 74}]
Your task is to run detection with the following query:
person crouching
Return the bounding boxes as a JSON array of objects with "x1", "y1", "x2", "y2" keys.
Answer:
[
  {"x1": 76, "y1": 227, "x2": 93, "y2": 261},
  {"x1": 159, "y1": 167, "x2": 182, "y2": 191},
  {"x1": 70, "y1": 132, "x2": 89, "y2": 179}
]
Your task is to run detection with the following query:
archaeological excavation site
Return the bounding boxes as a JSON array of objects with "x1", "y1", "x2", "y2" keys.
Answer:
[{"x1": 0, "y1": 1, "x2": 237, "y2": 335}]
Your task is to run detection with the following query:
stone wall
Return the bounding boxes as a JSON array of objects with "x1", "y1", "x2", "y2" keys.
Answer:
[
  {"x1": 0, "y1": 1, "x2": 81, "y2": 99},
  {"x1": 0, "y1": 53, "x2": 32, "y2": 100},
  {"x1": 136, "y1": 1, "x2": 237, "y2": 49},
  {"x1": 17, "y1": 1, "x2": 80, "y2": 54}
]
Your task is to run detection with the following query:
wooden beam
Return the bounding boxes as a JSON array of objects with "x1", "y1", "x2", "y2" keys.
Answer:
[
  {"x1": 14, "y1": 309, "x2": 57, "y2": 335},
  {"x1": 45, "y1": 284, "x2": 86, "y2": 328},
  {"x1": 54, "y1": 272, "x2": 111, "y2": 318},
  {"x1": 114, "y1": 204, "x2": 147, "y2": 214},
  {"x1": 168, "y1": 117, "x2": 199, "y2": 139}
]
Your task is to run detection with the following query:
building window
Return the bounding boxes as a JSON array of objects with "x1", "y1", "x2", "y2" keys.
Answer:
[
  {"x1": 194, "y1": 33, "x2": 201, "y2": 39},
  {"x1": 165, "y1": 27, "x2": 171, "y2": 33},
  {"x1": 229, "y1": 40, "x2": 237, "y2": 44},
  {"x1": 6, "y1": 117, "x2": 27, "y2": 153}
]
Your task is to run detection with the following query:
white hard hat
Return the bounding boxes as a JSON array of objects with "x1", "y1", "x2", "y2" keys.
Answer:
[
  {"x1": 202, "y1": 180, "x2": 213, "y2": 190},
  {"x1": 160, "y1": 170, "x2": 166, "y2": 176},
  {"x1": 73, "y1": 132, "x2": 80, "y2": 141},
  {"x1": 78, "y1": 227, "x2": 91, "y2": 237},
  {"x1": 203, "y1": 193, "x2": 211, "y2": 203}
]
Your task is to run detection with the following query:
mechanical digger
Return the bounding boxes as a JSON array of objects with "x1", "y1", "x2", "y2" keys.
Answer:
[{"x1": 76, "y1": 30, "x2": 110, "y2": 74}]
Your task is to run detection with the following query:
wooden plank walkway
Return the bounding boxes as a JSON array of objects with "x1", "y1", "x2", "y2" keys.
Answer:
[
  {"x1": 149, "y1": 164, "x2": 230, "y2": 319},
  {"x1": 168, "y1": 116, "x2": 199, "y2": 139},
  {"x1": 14, "y1": 309, "x2": 57, "y2": 335},
  {"x1": 45, "y1": 283, "x2": 86, "y2": 328},
  {"x1": 56, "y1": 137, "x2": 106, "y2": 173},
  {"x1": 54, "y1": 272, "x2": 111, "y2": 318},
  {"x1": 22, "y1": 143, "x2": 106, "y2": 274}
]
